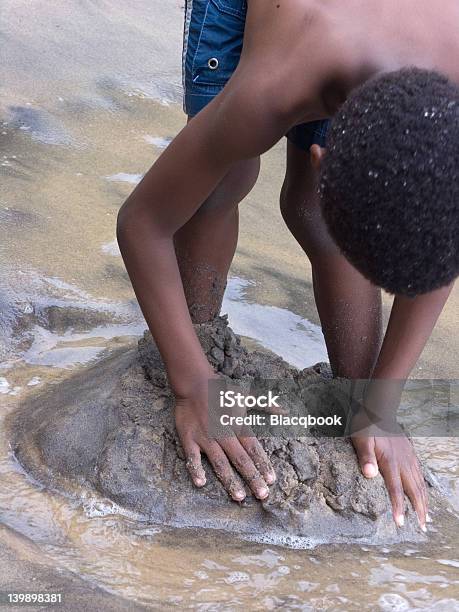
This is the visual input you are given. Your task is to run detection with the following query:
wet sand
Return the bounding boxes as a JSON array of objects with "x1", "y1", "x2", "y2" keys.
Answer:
[
  {"x1": 1, "y1": 0, "x2": 458, "y2": 609},
  {"x1": 0, "y1": 524, "x2": 147, "y2": 611}
]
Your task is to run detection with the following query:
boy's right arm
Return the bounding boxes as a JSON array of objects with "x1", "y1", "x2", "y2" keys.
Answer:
[{"x1": 117, "y1": 79, "x2": 297, "y2": 500}]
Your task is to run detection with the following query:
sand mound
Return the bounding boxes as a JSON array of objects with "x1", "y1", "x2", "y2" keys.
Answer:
[{"x1": 10, "y1": 317, "x2": 443, "y2": 545}]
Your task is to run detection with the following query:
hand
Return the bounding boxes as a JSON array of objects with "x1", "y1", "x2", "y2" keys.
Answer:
[
  {"x1": 351, "y1": 420, "x2": 428, "y2": 530},
  {"x1": 174, "y1": 376, "x2": 276, "y2": 502}
]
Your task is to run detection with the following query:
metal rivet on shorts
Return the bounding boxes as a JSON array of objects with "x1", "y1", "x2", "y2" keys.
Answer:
[{"x1": 208, "y1": 57, "x2": 219, "y2": 70}]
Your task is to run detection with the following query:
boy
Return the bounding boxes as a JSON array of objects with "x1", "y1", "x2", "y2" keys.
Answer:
[{"x1": 117, "y1": 0, "x2": 459, "y2": 530}]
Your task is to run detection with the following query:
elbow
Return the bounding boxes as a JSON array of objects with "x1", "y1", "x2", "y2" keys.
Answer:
[
  {"x1": 116, "y1": 196, "x2": 155, "y2": 256},
  {"x1": 116, "y1": 196, "x2": 154, "y2": 251},
  {"x1": 116, "y1": 197, "x2": 134, "y2": 247},
  {"x1": 116, "y1": 195, "x2": 172, "y2": 256},
  {"x1": 116, "y1": 198, "x2": 135, "y2": 255}
]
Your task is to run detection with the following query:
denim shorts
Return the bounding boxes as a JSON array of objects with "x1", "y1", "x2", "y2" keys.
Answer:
[{"x1": 182, "y1": 0, "x2": 329, "y2": 151}]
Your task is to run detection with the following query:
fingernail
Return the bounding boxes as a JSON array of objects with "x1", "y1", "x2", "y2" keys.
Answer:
[
  {"x1": 257, "y1": 487, "x2": 269, "y2": 500},
  {"x1": 195, "y1": 477, "x2": 206, "y2": 487},
  {"x1": 426, "y1": 513, "x2": 432, "y2": 523},
  {"x1": 363, "y1": 463, "x2": 378, "y2": 478},
  {"x1": 266, "y1": 471, "x2": 276, "y2": 485},
  {"x1": 416, "y1": 511, "x2": 428, "y2": 531},
  {"x1": 233, "y1": 490, "x2": 246, "y2": 501},
  {"x1": 395, "y1": 514, "x2": 405, "y2": 527}
]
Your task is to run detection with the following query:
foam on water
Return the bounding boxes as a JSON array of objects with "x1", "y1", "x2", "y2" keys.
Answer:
[
  {"x1": 241, "y1": 531, "x2": 319, "y2": 551},
  {"x1": 22, "y1": 322, "x2": 145, "y2": 369},
  {"x1": 101, "y1": 240, "x2": 121, "y2": 257},
  {"x1": 6, "y1": 105, "x2": 76, "y2": 147},
  {"x1": 81, "y1": 495, "x2": 145, "y2": 521},
  {"x1": 437, "y1": 559, "x2": 459, "y2": 568},
  {"x1": 0, "y1": 269, "x2": 145, "y2": 367},
  {"x1": 104, "y1": 173, "x2": 143, "y2": 184},
  {"x1": 0, "y1": 378, "x2": 10, "y2": 395},
  {"x1": 144, "y1": 135, "x2": 172, "y2": 149}
]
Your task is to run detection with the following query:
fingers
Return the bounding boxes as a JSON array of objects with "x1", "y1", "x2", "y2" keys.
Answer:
[
  {"x1": 355, "y1": 436, "x2": 430, "y2": 532},
  {"x1": 412, "y1": 460, "x2": 429, "y2": 515},
  {"x1": 401, "y1": 468, "x2": 426, "y2": 532},
  {"x1": 402, "y1": 461, "x2": 428, "y2": 531},
  {"x1": 219, "y1": 438, "x2": 270, "y2": 500},
  {"x1": 201, "y1": 440, "x2": 247, "y2": 502},
  {"x1": 415, "y1": 469, "x2": 430, "y2": 522},
  {"x1": 182, "y1": 438, "x2": 206, "y2": 488},
  {"x1": 352, "y1": 436, "x2": 379, "y2": 479},
  {"x1": 240, "y1": 436, "x2": 276, "y2": 485},
  {"x1": 412, "y1": 461, "x2": 429, "y2": 517},
  {"x1": 379, "y1": 457, "x2": 405, "y2": 527}
]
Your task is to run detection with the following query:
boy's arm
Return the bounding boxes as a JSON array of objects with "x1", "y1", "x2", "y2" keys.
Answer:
[
  {"x1": 117, "y1": 80, "x2": 297, "y2": 499},
  {"x1": 352, "y1": 283, "x2": 454, "y2": 529}
]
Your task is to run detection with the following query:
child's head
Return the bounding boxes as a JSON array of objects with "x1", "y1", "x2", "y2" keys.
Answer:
[{"x1": 319, "y1": 68, "x2": 459, "y2": 296}]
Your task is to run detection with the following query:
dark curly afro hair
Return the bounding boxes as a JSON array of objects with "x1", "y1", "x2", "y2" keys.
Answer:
[{"x1": 319, "y1": 68, "x2": 459, "y2": 296}]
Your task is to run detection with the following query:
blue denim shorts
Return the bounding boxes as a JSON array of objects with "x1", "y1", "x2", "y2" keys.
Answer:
[{"x1": 182, "y1": 0, "x2": 329, "y2": 151}]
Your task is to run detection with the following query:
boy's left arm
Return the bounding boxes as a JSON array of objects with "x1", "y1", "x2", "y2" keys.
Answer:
[{"x1": 351, "y1": 283, "x2": 454, "y2": 530}]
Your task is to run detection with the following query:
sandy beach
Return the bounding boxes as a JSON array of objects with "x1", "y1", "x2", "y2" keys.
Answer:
[{"x1": 1, "y1": 1, "x2": 458, "y2": 608}]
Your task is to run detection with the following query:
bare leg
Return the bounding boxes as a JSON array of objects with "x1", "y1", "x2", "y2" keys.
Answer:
[
  {"x1": 175, "y1": 141, "x2": 260, "y2": 323},
  {"x1": 280, "y1": 141, "x2": 382, "y2": 379}
]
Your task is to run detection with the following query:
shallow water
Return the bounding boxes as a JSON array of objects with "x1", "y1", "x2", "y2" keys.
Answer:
[
  {"x1": 8, "y1": 370, "x2": 459, "y2": 611},
  {"x1": 222, "y1": 277, "x2": 328, "y2": 369},
  {"x1": 0, "y1": 273, "x2": 458, "y2": 609},
  {"x1": 1, "y1": 0, "x2": 458, "y2": 608}
]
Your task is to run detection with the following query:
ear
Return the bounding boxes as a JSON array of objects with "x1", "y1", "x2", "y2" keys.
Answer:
[{"x1": 310, "y1": 144, "x2": 327, "y2": 172}]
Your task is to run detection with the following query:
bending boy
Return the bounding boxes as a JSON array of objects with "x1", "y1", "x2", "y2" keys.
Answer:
[{"x1": 117, "y1": 0, "x2": 459, "y2": 530}]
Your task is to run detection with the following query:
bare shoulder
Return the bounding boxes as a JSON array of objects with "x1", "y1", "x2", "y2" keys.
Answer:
[
  {"x1": 172, "y1": 0, "x2": 361, "y2": 164},
  {"x1": 187, "y1": 0, "x2": 459, "y2": 163},
  {"x1": 184, "y1": 0, "x2": 361, "y2": 162},
  {"x1": 236, "y1": 0, "x2": 358, "y2": 121}
]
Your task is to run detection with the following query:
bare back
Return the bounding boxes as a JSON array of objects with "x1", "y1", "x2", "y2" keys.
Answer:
[
  {"x1": 125, "y1": 0, "x2": 459, "y2": 254},
  {"x1": 237, "y1": 0, "x2": 459, "y2": 123}
]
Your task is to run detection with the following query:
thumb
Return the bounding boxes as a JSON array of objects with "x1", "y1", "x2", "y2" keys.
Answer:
[{"x1": 352, "y1": 436, "x2": 379, "y2": 479}]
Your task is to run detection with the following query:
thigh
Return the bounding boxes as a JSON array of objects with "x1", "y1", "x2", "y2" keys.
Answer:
[
  {"x1": 282, "y1": 119, "x2": 331, "y2": 214},
  {"x1": 282, "y1": 140, "x2": 337, "y2": 257},
  {"x1": 183, "y1": 0, "x2": 247, "y2": 117}
]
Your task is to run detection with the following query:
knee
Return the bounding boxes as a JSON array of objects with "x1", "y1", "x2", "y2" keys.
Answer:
[
  {"x1": 280, "y1": 178, "x2": 316, "y2": 239},
  {"x1": 280, "y1": 180, "x2": 300, "y2": 229},
  {"x1": 280, "y1": 178, "x2": 336, "y2": 261}
]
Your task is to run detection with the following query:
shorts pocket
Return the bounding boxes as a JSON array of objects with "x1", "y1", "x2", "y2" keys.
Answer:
[
  {"x1": 191, "y1": 0, "x2": 246, "y2": 87},
  {"x1": 213, "y1": 0, "x2": 247, "y2": 19}
]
